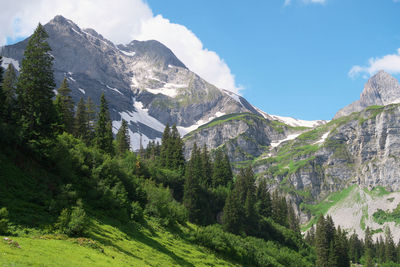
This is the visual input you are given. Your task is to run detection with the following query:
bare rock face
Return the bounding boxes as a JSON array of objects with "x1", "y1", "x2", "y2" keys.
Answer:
[
  {"x1": 334, "y1": 71, "x2": 400, "y2": 119},
  {"x1": 1, "y1": 15, "x2": 254, "y2": 149}
]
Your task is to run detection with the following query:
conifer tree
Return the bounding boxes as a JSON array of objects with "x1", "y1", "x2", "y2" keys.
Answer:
[
  {"x1": 212, "y1": 150, "x2": 233, "y2": 187},
  {"x1": 255, "y1": 179, "x2": 272, "y2": 218},
  {"x1": 55, "y1": 78, "x2": 74, "y2": 133},
  {"x1": 16, "y1": 24, "x2": 56, "y2": 143},
  {"x1": 170, "y1": 124, "x2": 185, "y2": 170},
  {"x1": 95, "y1": 93, "x2": 114, "y2": 154},
  {"x1": 316, "y1": 215, "x2": 330, "y2": 267},
  {"x1": 159, "y1": 123, "x2": 170, "y2": 167},
  {"x1": 74, "y1": 98, "x2": 88, "y2": 140},
  {"x1": 348, "y1": 231, "x2": 362, "y2": 264},
  {"x1": 0, "y1": 57, "x2": 4, "y2": 120},
  {"x1": 2, "y1": 63, "x2": 17, "y2": 122},
  {"x1": 183, "y1": 143, "x2": 203, "y2": 224},
  {"x1": 116, "y1": 119, "x2": 130, "y2": 156},
  {"x1": 364, "y1": 227, "x2": 374, "y2": 267},
  {"x1": 200, "y1": 144, "x2": 212, "y2": 187},
  {"x1": 223, "y1": 167, "x2": 257, "y2": 235},
  {"x1": 384, "y1": 226, "x2": 396, "y2": 263}
]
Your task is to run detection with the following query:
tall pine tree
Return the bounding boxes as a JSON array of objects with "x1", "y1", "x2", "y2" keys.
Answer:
[
  {"x1": 2, "y1": 63, "x2": 18, "y2": 123},
  {"x1": 0, "y1": 57, "x2": 4, "y2": 121},
  {"x1": 16, "y1": 24, "x2": 57, "y2": 144},
  {"x1": 95, "y1": 93, "x2": 114, "y2": 154},
  {"x1": 116, "y1": 119, "x2": 130, "y2": 156},
  {"x1": 74, "y1": 97, "x2": 88, "y2": 141},
  {"x1": 212, "y1": 150, "x2": 233, "y2": 187},
  {"x1": 55, "y1": 78, "x2": 75, "y2": 133}
]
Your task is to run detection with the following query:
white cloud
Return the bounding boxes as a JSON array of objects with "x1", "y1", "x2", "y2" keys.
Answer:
[
  {"x1": 349, "y1": 48, "x2": 400, "y2": 78},
  {"x1": 0, "y1": 0, "x2": 241, "y2": 94}
]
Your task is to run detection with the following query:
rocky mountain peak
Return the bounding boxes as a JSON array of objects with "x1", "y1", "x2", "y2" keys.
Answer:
[
  {"x1": 334, "y1": 70, "x2": 400, "y2": 119},
  {"x1": 118, "y1": 40, "x2": 186, "y2": 69}
]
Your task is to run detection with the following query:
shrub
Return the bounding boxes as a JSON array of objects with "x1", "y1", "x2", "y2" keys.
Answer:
[
  {"x1": 143, "y1": 180, "x2": 187, "y2": 226},
  {"x1": 130, "y1": 201, "x2": 144, "y2": 221},
  {"x1": 0, "y1": 207, "x2": 9, "y2": 235},
  {"x1": 55, "y1": 203, "x2": 88, "y2": 236}
]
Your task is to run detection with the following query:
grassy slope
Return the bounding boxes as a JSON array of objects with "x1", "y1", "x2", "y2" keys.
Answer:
[
  {"x1": 1, "y1": 218, "x2": 236, "y2": 267},
  {"x1": 0, "y1": 151, "x2": 236, "y2": 266}
]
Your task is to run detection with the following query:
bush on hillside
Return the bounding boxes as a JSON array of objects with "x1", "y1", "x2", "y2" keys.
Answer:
[{"x1": 0, "y1": 207, "x2": 9, "y2": 235}]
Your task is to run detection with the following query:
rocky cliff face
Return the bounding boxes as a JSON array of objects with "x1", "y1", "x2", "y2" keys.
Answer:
[
  {"x1": 255, "y1": 104, "x2": 400, "y2": 224},
  {"x1": 183, "y1": 113, "x2": 298, "y2": 162},
  {"x1": 1, "y1": 15, "x2": 256, "y2": 149},
  {"x1": 334, "y1": 71, "x2": 400, "y2": 119}
]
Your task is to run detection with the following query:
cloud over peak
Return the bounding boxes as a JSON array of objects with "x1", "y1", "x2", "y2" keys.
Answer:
[
  {"x1": 349, "y1": 48, "x2": 400, "y2": 79},
  {"x1": 0, "y1": 0, "x2": 241, "y2": 94}
]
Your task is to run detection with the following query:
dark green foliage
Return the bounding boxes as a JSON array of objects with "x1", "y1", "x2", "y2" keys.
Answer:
[
  {"x1": 116, "y1": 119, "x2": 130, "y2": 156},
  {"x1": 385, "y1": 227, "x2": 396, "y2": 263},
  {"x1": 193, "y1": 224, "x2": 314, "y2": 267},
  {"x1": 0, "y1": 207, "x2": 9, "y2": 235},
  {"x1": 348, "y1": 231, "x2": 362, "y2": 263},
  {"x1": 143, "y1": 180, "x2": 187, "y2": 226},
  {"x1": 74, "y1": 98, "x2": 89, "y2": 141},
  {"x1": 55, "y1": 202, "x2": 88, "y2": 236},
  {"x1": 159, "y1": 124, "x2": 185, "y2": 170},
  {"x1": 95, "y1": 93, "x2": 114, "y2": 155},
  {"x1": 130, "y1": 201, "x2": 143, "y2": 221},
  {"x1": 16, "y1": 24, "x2": 57, "y2": 144},
  {"x1": 0, "y1": 57, "x2": 4, "y2": 120},
  {"x1": 55, "y1": 78, "x2": 75, "y2": 133},
  {"x1": 315, "y1": 215, "x2": 350, "y2": 267},
  {"x1": 223, "y1": 167, "x2": 257, "y2": 235},
  {"x1": 255, "y1": 178, "x2": 272, "y2": 218},
  {"x1": 159, "y1": 123, "x2": 170, "y2": 167},
  {"x1": 2, "y1": 63, "x2": 17, "y2": 122},
  {"x1": 212, "y1": 149, "x2": 233, "y2": 187},
  {"x1": 200, "y1": 144, "x2": 212, "y2": 187},
  {"x1": 271, "y1": 191, "x2": 288, "y2": 227},
  {"x1": 183, "y1": 143, "x2": 211, "y2": 225}
]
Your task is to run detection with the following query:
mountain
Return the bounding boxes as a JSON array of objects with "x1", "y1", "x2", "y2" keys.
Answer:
[
  {"x1": 1, "y1": 15, "x2": 324, "y2": 151},
  {"x1": 334, "y1": 70, "x2": 400, "y2": 119}
]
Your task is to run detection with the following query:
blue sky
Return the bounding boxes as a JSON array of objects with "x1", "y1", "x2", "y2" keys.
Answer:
[
  {"x1": 145, "y1": 0, "x2": 400, "y2": 120},
  {"x1": 3, "y1": 0, "x2": 400, "y2": 120}
]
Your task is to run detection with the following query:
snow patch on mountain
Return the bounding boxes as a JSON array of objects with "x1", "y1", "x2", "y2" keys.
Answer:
[
  {"x1": 178, "y1": 111, "x2": 226, "y2": 136},
  {"x1": 314, "y1": 131, "x2": 330, "y2": 145},
  {"x1": 78, "y1": 88, "x2": 86, "y2": 94},
  {"x1": 145, "y1": 83, "x2": 186, "y2": 98},
  {"x1": 270, "y1": 133, "x2": 301, "y2": 148},
  {"x1": 106, "y1": 85, "x2": 123, "y2": 95},
  {"x1": 119, "y1": 50, "x2": 136, "y2": 57},
  {"x1": 1, "y1": 57, "x2": 20, "y2": 71},
  {"x1": 270, "y1": 114, "x2": 327, "y2": 128}
]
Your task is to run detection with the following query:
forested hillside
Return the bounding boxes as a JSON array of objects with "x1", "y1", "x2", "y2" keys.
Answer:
[{"x1": 1, "y1": 23, "x2": 399, "y2": 267}]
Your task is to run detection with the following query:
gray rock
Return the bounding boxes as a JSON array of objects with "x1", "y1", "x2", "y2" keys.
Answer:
[{"x1": 334, "y1": 71, "x2": 400, "y2": 119}]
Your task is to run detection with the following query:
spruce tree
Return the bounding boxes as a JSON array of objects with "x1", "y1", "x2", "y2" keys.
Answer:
[
  {"x1": 212, "y1": 150, "x2": 233, "y2": 187},
  {"x1": 74, "y1": 98, "x2": 88, "y2": 140},
  {"x1": 316, "y1": 215, "x2": 330, "y2": 267},
  {"x1": 16, "y1": 23, "x2": 56, "y2": 144},
  {"x1": 183, "y1": 143, "x2": 202, "y2": 224},
  {"x1": 95, "y1": 93, "x2": 114, "y2": 154},
  {"x1": 159, "y1": 123, "x2": 170, "y2": 167},
  {"x1": 86, "y1": 96, "x2": 96, "y2": 143},
  {"x1": 170, "y1": 124, "x2": 185, "y2": 170},
  {"x1": 200, "y1": 144, "x2": 212, "y2": 187},
  {"x1": 384, "y1": 226, "x2": 396, "y2": 263},
  {"x1": 116, "y1": 119, "x2": 130, "y2": 156},
  {"x1": 0, "y1": 57, "x2": 4, "y2": 120},
  {"x1": 55, "y1": 78, "x2": 74, "y2": 133},
  {"x1": 255, "y1": 179, "x2": 272, "y2": 218},
  {"x1": 222, "y1": 167, "x2": 256, "y2": 235},
  {"x1": 2, "y1": 63, "x2": 17, "y2": 122}
]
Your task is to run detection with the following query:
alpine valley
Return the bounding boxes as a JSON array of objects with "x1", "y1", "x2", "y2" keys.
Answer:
[{"x1": 2, "y1": 15, "x2": 400, "y2": 266}]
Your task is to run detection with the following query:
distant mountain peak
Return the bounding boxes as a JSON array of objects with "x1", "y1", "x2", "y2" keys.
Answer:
[{"x1": 334, "y1": 70, "x2": 400, "y2": 119}]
